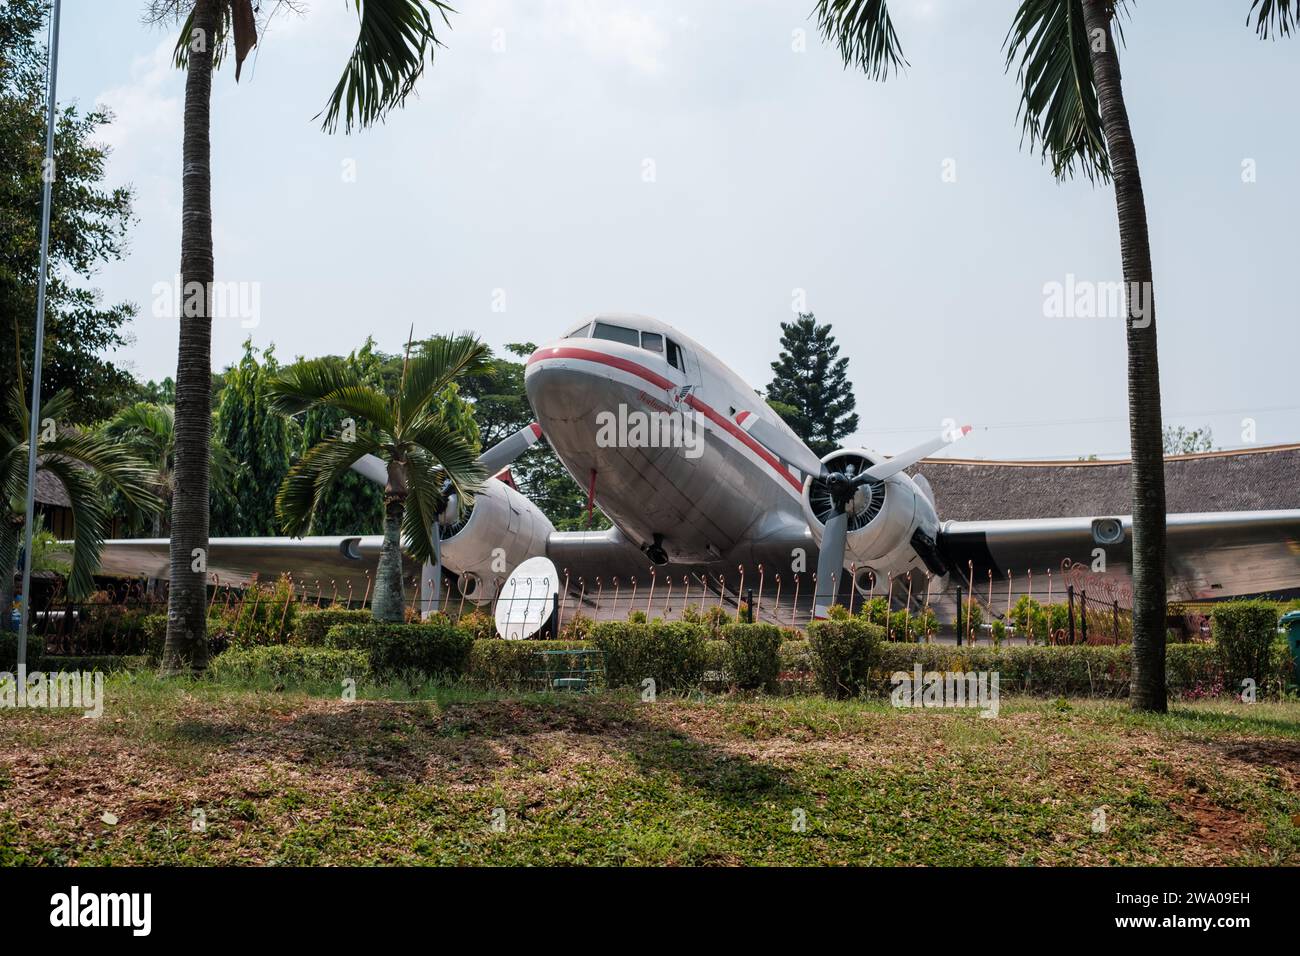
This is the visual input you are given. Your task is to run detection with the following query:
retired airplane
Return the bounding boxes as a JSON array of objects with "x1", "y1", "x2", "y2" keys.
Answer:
[{"x1": 98, "y1": 313, "x2": 1300, "y2": 623}]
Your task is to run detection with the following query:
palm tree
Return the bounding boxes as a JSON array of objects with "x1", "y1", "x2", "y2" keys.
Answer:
[
  {"x1": 100, "y1": 401, "x2": 234, "y2": 598},
  {"x1": 812, "y1": 0, "x2": 1296, "y2": 712},
  {"x1": 1, "y1": 387, "x2": 159, "y2": 616},
  {"x1": 146, "y1": 0, "x2": 456, "y2": 673},
  {"x1": 267, "y1": 336, "x2": 487, "y2": 622}
]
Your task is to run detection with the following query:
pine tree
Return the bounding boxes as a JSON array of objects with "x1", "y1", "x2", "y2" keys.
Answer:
[{"x1": 766, "y1": 313, "x2": 859, "y2": 456}]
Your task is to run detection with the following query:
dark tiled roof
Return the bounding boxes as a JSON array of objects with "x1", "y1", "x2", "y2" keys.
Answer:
[{"x1": 910, "y1": 443, "x2": 1300, "y2": 521}]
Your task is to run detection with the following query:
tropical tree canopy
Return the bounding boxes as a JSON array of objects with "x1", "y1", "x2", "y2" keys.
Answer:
[
  {"x1": 267, "y1": 334, "x2": 488, "y2": 564},
  {"x1": 1, "y1": 386, "x2": 158, "y2": 600}
]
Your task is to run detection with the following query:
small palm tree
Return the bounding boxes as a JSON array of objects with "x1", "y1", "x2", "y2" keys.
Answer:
[
  {"x1": 1, "y1": 387, "x2": 159, "y2": 615},
  {"x1": 100, "y1": 402, "x2": 235, "y2": 538},
  {"x1": 146, "y1": 0, "x2": 457, "y2": 672},
  {"x1": 812, "y1": 0, "x2": 1297, "y2": 712},
  {"x1": 268, "y1": 336, "x2": 487, "y2": 621}
]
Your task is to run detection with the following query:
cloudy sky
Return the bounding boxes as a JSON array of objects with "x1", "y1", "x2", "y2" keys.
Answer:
[{"x1": 54, "y1": 0, "x2": 1300, "y2": 460}]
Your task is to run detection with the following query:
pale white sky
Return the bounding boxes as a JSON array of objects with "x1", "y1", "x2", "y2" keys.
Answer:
[{"x1": 55, "y1": 0, "x2": 1300, "y2": 460}]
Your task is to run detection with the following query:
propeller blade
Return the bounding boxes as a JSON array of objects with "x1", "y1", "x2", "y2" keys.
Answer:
[
  {"x1": 862, "y1": 425, "x2": 971, "y2": 482},
  {"x1": 813, "y1": 509, "x2": 849, "y2": 619},
  {"x1": 350, "y1": 422, "x2": 543, "y2": 491},
  {"x1": 350, "y1": 453, "x2": 387, "y2": 487},
  {"x1": 735, "y1": 411, "x2": 825, "y2": 478},
  {"x1": 478, "y1": 422, "x2": 543, "y2": 478}
]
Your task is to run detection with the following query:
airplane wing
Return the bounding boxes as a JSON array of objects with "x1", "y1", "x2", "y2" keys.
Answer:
[
  {"x1": 95, "y1": 535, "x2": 391, "y2": 599},
  {"x1": 938, "y1": 509, "x2": 1300, "y2": 602}
]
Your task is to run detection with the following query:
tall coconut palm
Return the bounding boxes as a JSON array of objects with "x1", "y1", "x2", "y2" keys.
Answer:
[
  {"x1": 1, "y1": 387, "x2": 159, "y2": 615},
  {"x1": 267, "y1": 335, "x2": 487, "y2": 621},
  {"x1": 146, "y1": 0, "x2": 456, "y2": 673},
  {"x1": 812, "y1": 0, "x2": 1296, "y2": 712}
]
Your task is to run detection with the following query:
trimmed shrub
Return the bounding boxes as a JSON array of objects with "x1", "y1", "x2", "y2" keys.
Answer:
[
  {"x1": 468, "y1": 639, "x2": 597, "y2": 689},
  {"x1": 778, "y1": 639, "x2": 812, "y2": 679},
  {"x1": 457, "y1": 610, "x2": 497, "y2": 641},
  {"x1": 324, "y1": 617, "x2": 473, "y2": 678},
  {"x1": 702, "y1": 639, "x2": 730, "y2": 687},
  {"x1": 141, "y1": 613, "x2": 167, "y2": 662},
  {"x1": 210, "y1": 646, "x2": 370, "y2": 685},
  {"x1": 293, "y1": 608, "x2": 372, "y2": 647},
  {"x1": 561, "y1": 614, "x2": 595, "y2": 641},
  {"x1": 1211, "y1": 600, "x2": 1280, "y2": 688},
  {"x1": 38, "y1": 655, "x2": 148, "y2": 673},
  {"x1": 720, "y1": 622, "x2": 783, "y2": 690},
  {"x1": 807, "y1": 618, "x2": 884, "y2": 698},
  {"x1": 590, "y1": 620, "x2": 707, "y2": 691},
  {"x1": 0, "y1": 632, "x2": 44, "y2": 669}
]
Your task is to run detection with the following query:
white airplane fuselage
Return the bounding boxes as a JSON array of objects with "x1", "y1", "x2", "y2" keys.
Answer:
[{"x1": 525, "y1": 314, "x2": 814, "y2": 568}]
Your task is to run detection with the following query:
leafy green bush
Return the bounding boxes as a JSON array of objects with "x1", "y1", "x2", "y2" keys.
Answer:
[
  {"x1": 210, "y1": 646, "x2": 370, "y2": 685},
  {"x1": 779, "y1": 639, "x2": 813, "y2": 680},
  {"x1": 589, "y1": 620, "x2": 707, "y2": 691},
  {"x1": 560, "y1": 614, "x2": 594, "y2": 641},
  {"x1": 720, "y1": 622, "x2": 783, "y2": 689},
  {"x1": 210, "y1": 574, "x2": 300, "y2": 648},
  {"x1": 456, "y1": 610, "x2": 497, "y2": 641},
  {"x1": 807, "y1": 618, "x2": 884, "y2": 698},
  {"x1": 1010, "y1": 595, "x2": 1049, "y2": 644},
  {"x1": 323, "y1": 617, "x2": 473, "y2": 678},
  {"x1": 1211, "y1": 600, "x2": 1281, "y2": 688},
  {"x1": 292, "y1": 608, "x2": 372, "y2": 646},
  {"x1": 702, "y1": 639, "x2": 731, "y2": 686},
  {"x1": 467, "y1": 639, "x2": 597, "y2": 689},
  {"x1": 140, "y1": 613, "x2": 167, "y2": 662},
  {"x1": 0, "y1": 632, "x2": 44, "y2": 669},
  {"x1": 39, "y1": 654, "x2": 149, "y2": 673}
]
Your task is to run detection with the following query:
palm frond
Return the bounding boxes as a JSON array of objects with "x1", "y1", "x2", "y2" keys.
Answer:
[
  {"x1": 399, "y1": 448, "x2": 448, "y2": 563},
  {"x1": 275, "y1": 434, "x2": 383, "y2": 536},
  {"x1": 1004, "y1": 0, "x2": 1116, "y2": 183},
  {"x1": 813, "y1": 0, "x2": 908, "y2": 80},
  {"x1": 43, "y1": 430, "x2": 161, "y2": 513},
  {"x1": 398, "y1": 334, "x2": 488, "y2": 426},
  {"x1": 34, "y1": 457, "x2": 110, "y2": 599},
  {"x1": 404, "y1": 413, "x2": 485, "y2": 498},
  {"x1": 317, "y1": 0, "x2": 456, "y2": 134},
  {"x1": 267, "y1": 358, "x2": 394, "y2": 428},
  {"x1": 1250, "y1": 0, "x2": 1299, "y2": 37}
]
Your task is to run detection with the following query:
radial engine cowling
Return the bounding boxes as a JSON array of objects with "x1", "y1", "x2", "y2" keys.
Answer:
[
  {"x1": 799, "y1": 449, "x2": 940, "y2": 581},
  {"x1": 440, "y1": 477, "x2": 555, "y2": 603}
]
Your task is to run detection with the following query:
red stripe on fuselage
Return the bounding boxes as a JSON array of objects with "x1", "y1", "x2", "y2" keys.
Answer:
[{"x1": 527, "y1": 346, "x2": 804, "y2": 493}]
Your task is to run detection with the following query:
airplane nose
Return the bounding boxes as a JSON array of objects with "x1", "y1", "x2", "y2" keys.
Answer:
[{"x1": 525, "y1": 347, "x2": 606, "y2": 422}]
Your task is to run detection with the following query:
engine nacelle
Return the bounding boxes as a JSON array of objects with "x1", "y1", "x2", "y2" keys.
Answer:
[
  {"x1": 440, "y1": 477, "x2": 555, "y2": 603},
  {"x1": 800, "y1": 449, "x2": 943, "y2": 590}
]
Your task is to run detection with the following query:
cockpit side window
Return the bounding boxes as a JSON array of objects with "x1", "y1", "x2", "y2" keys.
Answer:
[
  {"x1": 641, "y1": 331, "x2": 663, "y2": 353},
  {"x1": 666, "y1": 339, "x2": 685, "y2": 372},
  {"x1": 565, "y1": 321, "x2": 593, "y2": 338},
  {"x1": 591, "y1": 321, "x2": 640, "y2": 347}
]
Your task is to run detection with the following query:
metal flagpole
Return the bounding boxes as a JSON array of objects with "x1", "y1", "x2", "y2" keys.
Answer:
[{"x1": 16, "y1": 0, "x2": 63, "y2": 670}]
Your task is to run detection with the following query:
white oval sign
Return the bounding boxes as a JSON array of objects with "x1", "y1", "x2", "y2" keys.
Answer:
[{"x1": 494, "y1": 556, "x2": 559, "y2": 640}]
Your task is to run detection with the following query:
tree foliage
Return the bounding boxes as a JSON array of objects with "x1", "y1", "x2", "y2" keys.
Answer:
[
  {"x1": 0, "y1": 0, "x2": 138, "y2": 422},
  {"x1": 765, "y1": 313, "x2": 859, "y2": 457}
]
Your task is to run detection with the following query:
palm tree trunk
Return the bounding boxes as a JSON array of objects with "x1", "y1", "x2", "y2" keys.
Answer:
[
  {"x1": 1080, "y1": 0, "x2": 1167, "y2": 712},
  {"x1": 371, "y1": 496, "x2": 407, "y2": 622},
  {"x1": 161, "y1": 0, "x2": 218, "y2": 676}
]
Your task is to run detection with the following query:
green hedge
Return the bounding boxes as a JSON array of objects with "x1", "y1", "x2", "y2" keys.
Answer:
[
  {"x1": 292, "y1": 608, "x2": 373, "y2": 647},
  {"x1": 38, "y1": 655, "x2": 148, "y2": 673},
  {"x1": 0, "y1": 632, "x2": 44, "y2": 669},
  {"x1": 210, "y1": 646, "x2": 370, "y2": 685},
  {"x1": 719, "y1": 622, "x2": 783, "y2": 690},
  {"x1": 807, "y1": 618, "x2": 885, "y2": 698},
  {"x1": 467, "y1": 639, "x2": 599, "y2": 689},
  {"x1": 1211, "y1": 600, "x2": 1280, "y2": 688},
  {"x1": 323, "y1": 618, "x2": 473, "y2": 678},
  {"x1": 590, "y1": 620, "x2": 707, "y2": 691}
]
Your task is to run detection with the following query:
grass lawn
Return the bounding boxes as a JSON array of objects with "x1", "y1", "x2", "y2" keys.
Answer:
[{"x1": 1, "y1": 675, "x2": 1298, "y2": 865}]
